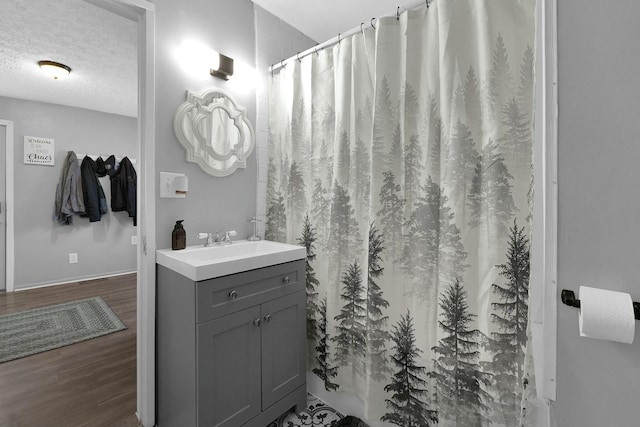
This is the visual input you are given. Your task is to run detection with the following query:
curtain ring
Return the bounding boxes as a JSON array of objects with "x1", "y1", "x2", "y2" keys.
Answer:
[
  {"x1": 296, "y1": 52, "x2": 302, "y2": 62},
  {"x1": 338, "y1": 33, "x2": 341, "y2": 45},
  {"x1": 397, "y1": 6, "x2": 400, "y2": 20},
  {"x1": 361, "y1": 22, "x2": 365, "y2": 35},
  {"x1": 314, "y1": 44, "x2": 320, "y2": 55},
  {"x1": 371, "y1": 17, "x2": 376, "y2": 29},
  {"x1": 280, "y1": 59, "x2": 286, "y2": 69}
]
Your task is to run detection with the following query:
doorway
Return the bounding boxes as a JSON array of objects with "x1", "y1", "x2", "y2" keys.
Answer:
[{"x1": 0, "y1": 0, "x2": 155, "y2": 425}]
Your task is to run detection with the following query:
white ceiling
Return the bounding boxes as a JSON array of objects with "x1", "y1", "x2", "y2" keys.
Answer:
[
  {"x1": 251, "y1": 0, "x2": 420, "y2": 43},
  {"x1": 0, "y1": 0, "x2": 137, "y2": 118},
  {"x1": 0, "y1": 0, "x2": 417, "y2": 118}
]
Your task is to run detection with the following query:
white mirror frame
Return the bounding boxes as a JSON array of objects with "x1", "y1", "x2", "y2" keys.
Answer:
[{"x1": 173, "y1": 88, "x2": 255, "y2": 177}]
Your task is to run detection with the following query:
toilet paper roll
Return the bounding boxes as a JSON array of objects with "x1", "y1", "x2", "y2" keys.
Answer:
[{"x1": 579, "y1": 286, "x2": 635, "y2": 344}]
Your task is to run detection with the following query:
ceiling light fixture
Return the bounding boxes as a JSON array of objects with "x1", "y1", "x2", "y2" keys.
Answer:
[
  {"x1": 38, "y1": 60, "x2": 71, "y2": 80},
  {"x1": 210, "y1": 53, "x2": 233, "y2": 80}
]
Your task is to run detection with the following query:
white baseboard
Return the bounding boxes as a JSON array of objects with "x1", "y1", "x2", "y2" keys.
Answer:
[{"x1": 12, "y1": 270, "x2": 137, "y2": 292}]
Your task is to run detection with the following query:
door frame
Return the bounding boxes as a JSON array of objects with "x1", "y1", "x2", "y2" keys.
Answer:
[
  {"x1": 532, "y1": 0, "x2": 558, "y2": 418},
  {"x1": 86, "y1": 1, "x2": 157, "y2": 424},
  {"x1": 130, "y1": 1, "x2": 157, "y2": 425},
  {"x1": 105, "y1": 0, "x2": 157, "y2": 425},
  {"x1": 2, "y1": 0, "x2": 157, "y2": 424},
  {"x1": 541, "y1": 0, "x2": 559, "y2": 402},
  {"x1": 0, "y1": 120, "x2": 14, "y2": 293}
]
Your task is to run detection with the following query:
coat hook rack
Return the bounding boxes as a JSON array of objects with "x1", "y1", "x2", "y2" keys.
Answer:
[{"x1": 561, "y1": 289, "x2": 640, "y2": 320}]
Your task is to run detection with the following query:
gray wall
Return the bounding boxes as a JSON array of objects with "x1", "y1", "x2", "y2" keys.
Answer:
[
  {"x1": 556, "y1": 1, "x2": 640, "y2": 425},
  {"x1": 154, "y1": 0, "x2": 258, "y2": 249},
  {"x1": 0, "y1": 96, "x2": 137, "y2": 289}
]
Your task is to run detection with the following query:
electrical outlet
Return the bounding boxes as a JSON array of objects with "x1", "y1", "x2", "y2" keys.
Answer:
[
  {"x1": 131, "y1": 235, "x2": 138, "y2": 245},
  {"x1": 69, "y1": 253, "x2": 78, "y2": 264}
]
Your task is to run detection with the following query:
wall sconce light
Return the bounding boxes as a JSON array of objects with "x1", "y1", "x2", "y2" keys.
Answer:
[
  {"x1": 210, "y1": 53, "x2": 234, "y2": 80},
  {"x1": 38, "y1": 60, "x2": 71, "y2": 80}
]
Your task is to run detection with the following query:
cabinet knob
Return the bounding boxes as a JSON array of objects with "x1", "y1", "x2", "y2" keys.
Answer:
[
  {"x1": 253, "y1": 318, "x2": 262, "y2": 327},
  {"x1": 229, "y1": 290, "x2": 238, "y2": 300},
  {"x1": 264, "y1": 314, "x2": 271, "y2": 323},
  {"x1": 282, "y1": 276, "x2": 291, "y2": 284}
]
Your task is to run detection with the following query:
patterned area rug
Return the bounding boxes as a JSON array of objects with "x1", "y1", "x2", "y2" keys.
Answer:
[
  {"x1": 0, "y1": 296, "x2": 126, "y2": 363},
  {"x1": 268, "y1": 394, "x2": 344, "y2": 427}
]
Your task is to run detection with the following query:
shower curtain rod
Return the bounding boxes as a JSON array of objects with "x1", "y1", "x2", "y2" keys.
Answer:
[{"x1": 269, "y1": 0, "x2": 429, "y2": 73}]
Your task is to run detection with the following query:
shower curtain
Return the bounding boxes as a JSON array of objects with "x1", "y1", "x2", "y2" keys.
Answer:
[{"x1": 267, "y1": 0, "x2": 537, "y2": 425}]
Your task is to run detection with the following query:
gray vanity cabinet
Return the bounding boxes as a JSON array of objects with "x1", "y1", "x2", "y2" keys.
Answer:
[
  {"x1": 157, "y1": 260, "x2": 307, "y2": 427},
  {"x1": 260, "y1": 291, "x2": 306, "y2": 408},
  {"x1": 197, "y1": 306, "x2": 262, "y2": 427}
]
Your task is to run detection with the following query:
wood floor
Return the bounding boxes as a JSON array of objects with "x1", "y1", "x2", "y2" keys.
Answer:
[{"x1": 0, "y1": 274, "x2": 138, "y2": 427}]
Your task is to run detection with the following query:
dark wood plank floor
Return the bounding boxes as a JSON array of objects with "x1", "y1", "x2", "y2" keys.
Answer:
[{"x1": 0, "y1": 274, "x2": 138, "y2": 427}]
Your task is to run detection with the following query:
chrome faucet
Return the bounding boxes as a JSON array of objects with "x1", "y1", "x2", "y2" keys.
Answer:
[
  {"x1": 215, "y1": 230, "x2": 236, "y2": 245},
  {"x1": 198, "y1": 230, "x2": 236, "y2": 246}
]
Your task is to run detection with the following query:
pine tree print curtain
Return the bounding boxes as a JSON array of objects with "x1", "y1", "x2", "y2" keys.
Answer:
[{"x1": 266, "y1": 1, "x2": 537, "y2": 425}]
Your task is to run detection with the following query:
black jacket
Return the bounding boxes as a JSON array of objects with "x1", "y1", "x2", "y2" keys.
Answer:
[
  {"x1": 80, "y1": 157, "x2": 107, "y2": 222},
  {"x1": 110, "y1": 156, "x2": 137, "y2": 226}
]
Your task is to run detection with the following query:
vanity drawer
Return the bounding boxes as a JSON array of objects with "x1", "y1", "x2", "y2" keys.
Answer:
[{"x1": 196, "y1": 260, "x2": 304, "y2": 323}]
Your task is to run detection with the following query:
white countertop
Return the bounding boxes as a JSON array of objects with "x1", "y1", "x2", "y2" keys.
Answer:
[{"x1": 156, "y1": 239, "x2": 306, "y2": 281}]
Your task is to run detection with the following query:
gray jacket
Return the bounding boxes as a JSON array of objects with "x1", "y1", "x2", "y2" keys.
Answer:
[{"x1": 53, "y1": 151, "x2": 85, "y2": 224}]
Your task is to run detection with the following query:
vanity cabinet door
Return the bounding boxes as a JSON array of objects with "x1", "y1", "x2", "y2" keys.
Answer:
[
  {"x1": 197, "y1": 306, "x2": 262, "y2": 427},
  {"x1": 260, "y1": 291, "x2": 306, "y2": 409}
]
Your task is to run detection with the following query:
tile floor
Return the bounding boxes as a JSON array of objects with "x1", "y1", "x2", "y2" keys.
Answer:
[{"x1": 268, "y1": 393, "x2": 344, "y2": 427}]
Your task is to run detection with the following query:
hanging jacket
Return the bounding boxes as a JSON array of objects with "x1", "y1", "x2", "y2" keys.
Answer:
[
  {"x1": 109, "y1": 156, "x2": 137, "y2": 226},
  {"x1": 95, "y1": 156, "x2": 108, "y2": 177},
  {"x1": 80, "y1": 156, "x2": 108, "y2": 222},
  {"x1": 53, "y1": 151, "x2": 85, "y2": 225}
]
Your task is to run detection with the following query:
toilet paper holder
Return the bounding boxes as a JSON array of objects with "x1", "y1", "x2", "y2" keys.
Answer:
[{"x1": 561, "y1": 289, "x2": 640, "y2": 320}]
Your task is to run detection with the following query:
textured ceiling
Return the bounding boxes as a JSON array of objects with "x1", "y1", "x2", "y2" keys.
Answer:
[
  {"x1": 251, "y1": 0, "x2": 420, "y2": 43},
  {"x1": 0, "y1": 0, "x2": 137, "y2": 118}
]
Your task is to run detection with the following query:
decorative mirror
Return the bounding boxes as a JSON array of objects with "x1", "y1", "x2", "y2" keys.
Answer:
[{"x1": 173, "y1": 88, "x2": 255, "y2": 177}]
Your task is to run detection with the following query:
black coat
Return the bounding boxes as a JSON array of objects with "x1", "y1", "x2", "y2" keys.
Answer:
[
  {"x1": 80, "y1": 157, "x2": 107, "y2": 222},
  {"x1": 110, "y1": 156, "x2": 137, "y2": 226}
]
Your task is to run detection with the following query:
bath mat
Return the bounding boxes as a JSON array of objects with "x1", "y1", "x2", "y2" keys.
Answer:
[
  {"x1": 267, "y1": 393, "x2": 344, "y2": 426},
  {"x1": 0, "y1": 296, "x2": 127, "y2": 363}
]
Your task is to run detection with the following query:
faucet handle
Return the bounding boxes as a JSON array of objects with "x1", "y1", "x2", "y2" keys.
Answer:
[
  {"x1": 198, "y1": 232, "x2": 214, "y2": 247},
  {"x1": 223, "y1": 230, "x2": 237, "y2": 242}
]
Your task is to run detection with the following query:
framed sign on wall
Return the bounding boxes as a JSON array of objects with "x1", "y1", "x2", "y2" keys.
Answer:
[{"x1": 24, "y1": 136, "x2": 54, "y2": 166}]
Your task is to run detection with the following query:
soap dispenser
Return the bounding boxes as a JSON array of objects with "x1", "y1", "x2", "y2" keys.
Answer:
[{"x1": 172, "y1": 220, "x2": 186, "y2": 250}]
